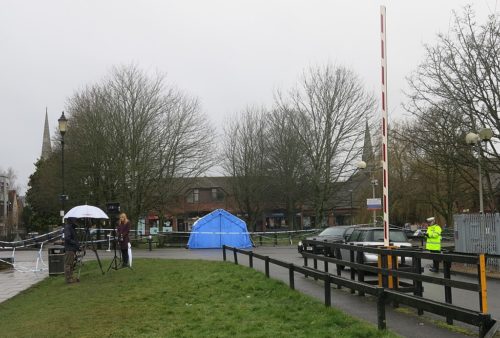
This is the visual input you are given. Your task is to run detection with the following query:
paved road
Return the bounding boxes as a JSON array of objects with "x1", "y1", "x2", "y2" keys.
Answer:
[
  {"x1": 250, "y1": 247, "x2": 500, "y2": 319},
  {"x1": 2, "y1": 246, "x2": 498, "y2": 337}
]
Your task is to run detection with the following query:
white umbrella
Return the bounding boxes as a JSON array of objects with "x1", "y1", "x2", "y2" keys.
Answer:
[{"x1": 64, "y1": 205, "x2": 109, "y2": 219}]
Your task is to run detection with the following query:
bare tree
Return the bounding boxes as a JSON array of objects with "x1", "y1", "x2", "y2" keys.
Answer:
[
  {"x1": 278, "y1": 65, "x2": 376, "y2": 226},
  {"x1": 0, "y1": 167, "x2": 19, "y2": 193},
  {"x1": 221, "y1": 107, "x2": 269, "y2": 231},
  {"x1": 266, "y1": 104, "x2": 310, "y2": 229},
  {"x1": 405, "y1": 7, "x2": 500, "y2": 211},
  {"x1": 64, "y1": 65, "x2": 215, "y2": 224},
  {"x1": 390, "y1": 113, "x2": 473, "y2": 226}
]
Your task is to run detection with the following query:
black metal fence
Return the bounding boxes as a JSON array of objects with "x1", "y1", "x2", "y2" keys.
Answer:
[
  {"x1": 222, "y1": 245, "x2": 497, "y2": 338},
  {"x1": 303, "y1": 239, "x2": 492, "y2": 315}
]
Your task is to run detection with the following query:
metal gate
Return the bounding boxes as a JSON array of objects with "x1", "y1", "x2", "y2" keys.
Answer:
[{"x1": 454, "y1": 213, "x2": 500, "y2": 269}]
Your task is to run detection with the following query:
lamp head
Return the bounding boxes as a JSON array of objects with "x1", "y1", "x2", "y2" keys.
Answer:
[
  {"x1": 465, "y1": 132, "x2": 479, "y2": 145},
  {"x1": 58, "y1": 111, "x2": 68, "y2": 136},
  {"x1": 478, "y1": 128, "x2": 493, "y2": 141},
  {"x1": 357, "y1": 160, "x2": 367, "y2": 169}
]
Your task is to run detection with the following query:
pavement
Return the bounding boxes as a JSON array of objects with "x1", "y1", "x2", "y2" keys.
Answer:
[
  {"x1": 0, "y1": 249, "x2": 48, "y2": 303},
  {"x1": 0, "y1": 246, "x2": 496, "y2": 338}
]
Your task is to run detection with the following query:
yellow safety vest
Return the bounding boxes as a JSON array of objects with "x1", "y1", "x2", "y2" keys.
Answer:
[{"x1": 425, "y1": 224, "x2": 442, "y2": 251}]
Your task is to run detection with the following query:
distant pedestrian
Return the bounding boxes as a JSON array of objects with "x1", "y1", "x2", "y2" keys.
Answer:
[
  {"x1": 425, "y1": 217, "x2": 442, "y2": 273},
  {"x1": 117, "y1": 212, "x2": 131, "y2": 268},
  {"x1": 64, "y1": 217, "x2": 81, "y2": 283}
]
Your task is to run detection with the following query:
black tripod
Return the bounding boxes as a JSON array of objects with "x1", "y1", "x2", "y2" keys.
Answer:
[
  {"x1": 76, "y1": 222, "x2": 105, "y2": 280},
  {"x1": 107, "y1": 230, "x2": 132, "y2": 272},
  {"x1": 107, "y1": 230, "x2": 121, "y2": 271}
]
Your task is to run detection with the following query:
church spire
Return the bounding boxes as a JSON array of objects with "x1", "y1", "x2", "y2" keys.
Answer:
[
  {"x1": 361, "y1": 119, "x2": 374, "y2": 163},
  {"x1": 41, "y1": 108, "x2": 52, "y2": 160}
]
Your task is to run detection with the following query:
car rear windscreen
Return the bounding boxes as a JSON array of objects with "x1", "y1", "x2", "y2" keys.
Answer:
[
  {"x1": 372, "y1": 229, "x2": 407, "y2": 242},
  {"x1": 319, "y1": 227, "x2": 346, "y2": 236}
]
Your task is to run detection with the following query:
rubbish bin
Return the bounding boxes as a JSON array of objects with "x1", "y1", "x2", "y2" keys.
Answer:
[{"x1": 48, "y1": 246, "x2": 65, "y2": 276}]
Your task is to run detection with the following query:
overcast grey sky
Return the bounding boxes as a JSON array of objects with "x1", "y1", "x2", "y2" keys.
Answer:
[{"x1": 1, "y1": 0, "x2": 498, "y2": 195}]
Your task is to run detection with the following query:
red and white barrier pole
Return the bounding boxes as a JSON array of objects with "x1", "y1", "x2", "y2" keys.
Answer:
[{"x1": 380, "y1": 6, "x2": 390, "y2": 246}]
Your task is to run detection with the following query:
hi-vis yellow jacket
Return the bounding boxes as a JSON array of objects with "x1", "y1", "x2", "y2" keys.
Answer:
[{"x1": 425, "y1": 223, "x2": 442, "y2": 251}]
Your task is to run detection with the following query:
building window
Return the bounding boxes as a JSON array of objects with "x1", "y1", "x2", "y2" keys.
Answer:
[
  {"x1": 211, "y1": 188, "x2": 224, "y2": 201},
  {"x1": 186, "y1": 189, "x2": 199, "y2": 203}
]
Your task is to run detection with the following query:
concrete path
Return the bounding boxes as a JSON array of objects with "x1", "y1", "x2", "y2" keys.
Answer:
[
  {"x1": 0, "y1": 249, "x2": 48, "y2": 303},
  {"x1": 0, "y1": 246, "x2": 493, "y2": 337}
]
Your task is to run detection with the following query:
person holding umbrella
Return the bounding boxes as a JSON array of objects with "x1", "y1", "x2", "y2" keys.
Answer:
[
  {"x1": 117, "y1": 212, "x2": 131, "y2": 267},
  {"x1": 64, "y1": 217, "x2": 81, "y2": 283}
]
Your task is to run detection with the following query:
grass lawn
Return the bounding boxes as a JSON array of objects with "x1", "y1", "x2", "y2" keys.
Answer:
[{"x1": 0, "y1": 259, "x2": 399, "y2": 337}]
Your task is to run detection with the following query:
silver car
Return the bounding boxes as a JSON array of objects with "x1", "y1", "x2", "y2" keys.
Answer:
[{"x1": 340, "y1": 227, "x2": 412, "y2": 265}]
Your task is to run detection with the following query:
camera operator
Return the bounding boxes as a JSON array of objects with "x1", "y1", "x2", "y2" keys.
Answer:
[
  {"x1": 64, "y1": 217, "x2": 81, "y2": 283},
  {"x1": 117, "y1": 213, "x2": 131, "y2": 267}
]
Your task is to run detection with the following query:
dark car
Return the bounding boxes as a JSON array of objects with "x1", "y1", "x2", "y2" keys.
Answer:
[
  {"x1": 339, "y1": 227, "x2": 412, "y2": 265},
  {"x1": 297, "y1": 225, "x2": 357, "y2": 255}
]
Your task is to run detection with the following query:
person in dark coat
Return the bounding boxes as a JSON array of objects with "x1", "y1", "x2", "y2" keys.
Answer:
[
  {"x1": 117, "y1": 212, "x2": 131, "y2": 267},
  {"x1": 64, "y1": 217, "x2": 81, "y2": 283}
]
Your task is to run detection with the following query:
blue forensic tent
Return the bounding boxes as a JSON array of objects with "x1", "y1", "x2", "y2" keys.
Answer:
[{"x1": 187, "y1": 209, "x2": 253, "y2": 249}]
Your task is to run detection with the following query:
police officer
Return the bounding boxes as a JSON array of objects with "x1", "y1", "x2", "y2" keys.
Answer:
[{"x1": 425, "y1": 216, "x2": 442, "y2": 273}]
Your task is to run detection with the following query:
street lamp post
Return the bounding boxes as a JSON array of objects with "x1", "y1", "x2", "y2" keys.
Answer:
[
  {"x1": 58, "y1": 112, "x2": 68, "y2": 225},
  {"x1": 465, "y1": 127, "x2": 493, "y2": 253},
  {"x1": 465, "y1": 128, "x2": 493, "y2": 214},
  {"x1": 349, "y1": 190, "x2": 353, "y2": 225},
  {"x1": 357, "y1": 160, "x2": 379, "y2": 226}
]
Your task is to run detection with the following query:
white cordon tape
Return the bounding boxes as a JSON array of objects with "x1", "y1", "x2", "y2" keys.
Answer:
[{"x1": 0, "y1": 241, "x2": 48, "y2": 273}]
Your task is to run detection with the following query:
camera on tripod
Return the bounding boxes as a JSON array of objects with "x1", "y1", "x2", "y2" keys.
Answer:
[{"x1": 106, "y1": 202, "x2": 120, "y2": 215}]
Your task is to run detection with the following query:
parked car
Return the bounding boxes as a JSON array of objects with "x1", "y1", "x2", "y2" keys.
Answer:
[
  {"x1": 298, "y1": 225, "x2": 357, "y2": 255},
  {"x1": 339, "y1": 227, "x2": 413, "y2": 265}
]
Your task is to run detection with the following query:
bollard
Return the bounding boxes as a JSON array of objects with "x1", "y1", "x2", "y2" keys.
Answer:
[
  {"x1": 233, "y1": 250, "x2": 238, "y2": 265},
  {"x1": 249, "y1": 251, "x2": 253, "y2": 268},
  {"x1": 274, "y1": 233, "x2": 278, "y2": 246},
  {"x1": 222, "y1": 245, "x2": 226, "y2": 261},
  {"x1": 148, "y1": 235, "x2": 152, "y2": 251}
]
